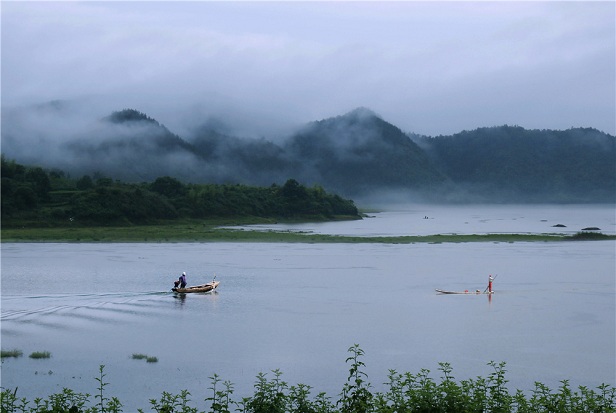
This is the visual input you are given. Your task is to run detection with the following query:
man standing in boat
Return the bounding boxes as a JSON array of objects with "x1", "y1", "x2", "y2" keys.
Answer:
[
  {"x1": 179, "y1": 272, "x2": 187, "y2": 288},
  {"x1": 488, "y1": 274, "x2": 494, "y2": 293}
]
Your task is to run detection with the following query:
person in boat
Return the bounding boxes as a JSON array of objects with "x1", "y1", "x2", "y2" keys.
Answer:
[
  {"x1": 174, "y1": 272, "x2": 187, "y2": 289},
  {"x1": 487, "y1": 274, "x2": 494, "y2": 293}
]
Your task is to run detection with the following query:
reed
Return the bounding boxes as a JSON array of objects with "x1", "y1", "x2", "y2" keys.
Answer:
[
  {"x1": 0, "y1": 349, "x2": 23, "y2": 359},
  {"x1": 28, "y1": 351, "x2": 51, "y2": 359},
  {"x1": 132, "y1": 353, "x2": 158, "y2": 363}
]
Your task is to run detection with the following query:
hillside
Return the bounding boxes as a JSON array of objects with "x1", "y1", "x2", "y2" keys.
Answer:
[
  {"x1": 2, "y1": 104, "x2": 614, "y2": 203},
  {"x1": 414, "y1": 126, "x2": 616, "y2": 202},
  {"x1": 284, "y1": 108, "x2": 448, "y2": 195}
]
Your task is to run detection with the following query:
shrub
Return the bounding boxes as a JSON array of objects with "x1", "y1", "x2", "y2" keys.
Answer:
[{"x1": 1, "y1": 347, "x2": 614, "y2": 412}]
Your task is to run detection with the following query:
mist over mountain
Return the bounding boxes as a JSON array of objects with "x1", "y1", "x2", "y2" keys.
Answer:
[
  {"x1": 284, "y1": 107, "x2": 448, "y2": 196},
  {"x1": 2, "y1": 103, "x2": 614, "y2": 203},
  {"x1": 414, "y1": 126, "x2": 616, "y2": 203}
]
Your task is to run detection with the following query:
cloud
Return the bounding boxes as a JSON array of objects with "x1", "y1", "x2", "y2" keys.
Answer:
[{"x1": 2, "y1": 1, "x2": 614, "y2": 137}]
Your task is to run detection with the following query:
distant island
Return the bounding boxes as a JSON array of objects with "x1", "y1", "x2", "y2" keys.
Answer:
[{"x1": 3, "y1": 105, "x2": 615, "y2": 204}]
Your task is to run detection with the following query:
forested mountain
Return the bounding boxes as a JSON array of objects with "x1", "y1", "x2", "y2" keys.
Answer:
[
  {"x1": 284, "y1": 108, "x2": 448, "y2": 195},
  {"x1": 414, "y1": 126, "x2": 615, "y2": 202},
  {"x1": 190, "y1": 124, "x2": 292, "y2": 187},
  {"x1": 2, "y1": 105, "x2": 614, "y2": 203}
]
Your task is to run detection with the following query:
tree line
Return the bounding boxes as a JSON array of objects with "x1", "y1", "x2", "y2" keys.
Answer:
[{"x1": 1, "y1": 156, "x2": 360, "y2": 227}]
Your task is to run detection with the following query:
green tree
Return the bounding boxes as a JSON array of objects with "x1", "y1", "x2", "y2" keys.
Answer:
[
  {"x1": 76, "y1": 175, "x2": 94, "y2": 190},
  {"x1": 25, "y1": 167, "x2": 51, "y2": 201},
  {"x1": 150, "y1": 176, "x2": 187, "y2": 199}
]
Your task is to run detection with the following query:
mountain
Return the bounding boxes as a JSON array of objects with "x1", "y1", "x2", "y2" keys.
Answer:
[
  {"x1": 284, "y1": 107, "x2": 448, "y2": 195},
  {"x1": 1, "y1": 104, "x2": 614, "y2": 203},
  {"x1": 63, "y1": 109, "x2": 202, "y2": 182},
  {"x1": 189, "y1": 123, "x2": 292, "y2": 187},
  {"x1": 415, "y1": 125, "x2": 616, "y2": 202}
]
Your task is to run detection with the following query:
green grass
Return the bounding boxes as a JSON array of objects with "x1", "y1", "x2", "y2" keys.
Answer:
[
  {"x1": 1, "y1": 349, "x2": 23, "y2": 359},
  {"x1": 2, "y1": 219, "x2": 614, "y2": 243},
  {"x1": 28, "y1": 351, "x2": 51, "y2": 359},
  {"x1": 146, "y1": 356, "x2": 158, "y2": 363}
]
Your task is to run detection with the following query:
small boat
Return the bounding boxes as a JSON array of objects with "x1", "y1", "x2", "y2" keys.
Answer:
[
  {"x1": 173, "y1": 280, "x2": 220, "y2": 294},
  {"x1": 435, "y1": 289, "x2": 493, "y2": 295}
]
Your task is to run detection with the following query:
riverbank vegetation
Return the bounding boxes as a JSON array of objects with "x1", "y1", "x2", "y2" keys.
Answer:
[
  {"x1": 1, "y1": 345, "x2": 614, "y2": 412},
  {"x1": 2, "y1": 223, "x2": 614, "y2": 243},
  {"x1": 3, "y1": 158, "x2": 614, "y2": 243},
  {"x1": 1, "y1": 157, "x2": 360, "y2": 229}
]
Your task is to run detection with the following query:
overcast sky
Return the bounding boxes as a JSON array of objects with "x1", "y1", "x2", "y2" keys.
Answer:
[{"x1": 2, "y1": 1, "x2": 615, "y2": 138}]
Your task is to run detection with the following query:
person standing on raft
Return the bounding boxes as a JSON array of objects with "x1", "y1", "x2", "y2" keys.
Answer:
[{"x1": 488, "y1": 274, "x2": 494, "y2": 293}]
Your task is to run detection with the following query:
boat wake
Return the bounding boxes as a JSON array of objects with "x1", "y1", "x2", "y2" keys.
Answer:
[{"x1": 0, "y1": 291, "x2": 173, "y2": 324}]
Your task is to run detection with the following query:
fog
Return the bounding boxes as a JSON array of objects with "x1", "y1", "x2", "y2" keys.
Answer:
[
  {"x1": 2, "y1": 1, "x2": 614, "y2": 203},
  {"x1": 2, "y1": 1, "x2": 614, "y2": 140}
]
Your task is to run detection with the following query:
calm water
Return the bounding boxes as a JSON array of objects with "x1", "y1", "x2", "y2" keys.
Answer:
[{"x1": 1, "y1": 205, "x2": 615, "y2": 411}]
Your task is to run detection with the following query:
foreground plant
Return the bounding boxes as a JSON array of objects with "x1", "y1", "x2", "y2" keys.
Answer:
[
  {"x1": 338, "y1": 344, "x2": 372, "y2": 413},
  {"x1": 1, "y1": 347, "x2": 614, "y2": 412},
  {"x1": 94, "y1": 365, "x2": 123, "y2": 413}
]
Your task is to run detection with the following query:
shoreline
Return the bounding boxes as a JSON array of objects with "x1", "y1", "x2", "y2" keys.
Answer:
[{"x1": 2, "y1": 224, "x2": 614, "y2": 243}]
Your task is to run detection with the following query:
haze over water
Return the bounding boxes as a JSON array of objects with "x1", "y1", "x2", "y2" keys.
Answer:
[{"x1": 1, "y1": 205, "x2": 614, "y2": 411}]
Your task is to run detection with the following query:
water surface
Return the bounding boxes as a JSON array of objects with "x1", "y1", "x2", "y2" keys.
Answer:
[{"x1": 2, "y1": 205, "x2": 614, "y2": 411}]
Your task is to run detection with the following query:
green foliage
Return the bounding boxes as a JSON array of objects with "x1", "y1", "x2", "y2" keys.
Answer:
[
  {"x1": 76, "y1": 176, "x2": 94, "y2": 190},
  {"x1": 245, "y1": 370, "x2": 288, "y2": 413},
  {"x1": 94, "y1": 365, "x2": 123, "y2": 413},
  {"x1": 1, "y1": 347, "x2": 615, "y2": 412},
  {"x1": 338, "y1": 344, "x2": 372, "y2": 413},
  {"x1": 144, "y1": 390, "x2": 198, "y2": 413},
  {"x1": 131, "y1": 353, "x2": 158, "y2": 363},
  {"x1": 1, "y1": 158, "x2": 359, "y2": 228},
  {"x1": 206, "y1": 374, "x2": 236, "y2": 413},
  {"x1": 286, "y1": 109, "x2": 447, "y2": 193},
  {"x1": 568, "y1": 231, "x2": 613, "y2": 241},
  {"x1": 150, "y1": 176, "x2": 187, "y2": 199},
  {"x1": 28, "y1": 351, "x2": 51, "y2": 359},
  {"x1": 1, "y1": 349, "x2": 23, "y2": 359},
  {"x1": 1, "y1": 156, "x2": 51, "y2": 216},
  {"x1": 105, "y1": 109, "x2": 159, "y2": 125},
  {"x1": 421, "y1": 126, "x2": 616, "y2": 202}
]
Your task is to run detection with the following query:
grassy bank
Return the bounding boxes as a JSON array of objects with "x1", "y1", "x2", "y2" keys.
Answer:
[
  {"x1": 2, "y1": 219, "x2": 615, "y2": 243},
  {"x1": 1, "y1": 346, "x2": 614, "y2": 413}
]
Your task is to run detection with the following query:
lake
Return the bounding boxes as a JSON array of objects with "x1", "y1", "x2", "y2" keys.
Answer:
[{"x1": 1, "y1": 204, "x2": 615, "y2": 411}]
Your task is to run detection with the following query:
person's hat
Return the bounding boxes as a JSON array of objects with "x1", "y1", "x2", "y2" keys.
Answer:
[{"x1": 182, "y1": 272, "x2": 186, "y2": 275}]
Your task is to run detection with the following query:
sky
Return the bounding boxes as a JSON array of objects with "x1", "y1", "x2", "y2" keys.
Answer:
[{"x1": 2, "y1": 1, "x2": 615, "y2": 138}]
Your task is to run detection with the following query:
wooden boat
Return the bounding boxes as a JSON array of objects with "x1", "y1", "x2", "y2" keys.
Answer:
[
  {"x1": 435, "y1": 289, "x2": 493, "y2": 295},
  {"x1": 173, "y1": 280, "x2": 220, "y2": 294}
]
